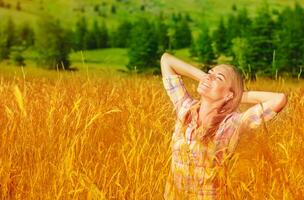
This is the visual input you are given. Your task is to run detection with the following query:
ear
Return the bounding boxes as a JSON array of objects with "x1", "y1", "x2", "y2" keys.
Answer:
[
  {"x1": 229, "y1": 92, "x2": 234, "y2": 99},
  {"x1": 226, "y1": 91, "x2": 234, "y2": 100}
]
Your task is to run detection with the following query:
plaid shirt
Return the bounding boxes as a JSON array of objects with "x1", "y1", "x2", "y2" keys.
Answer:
[{"x1": 162, "y1": 74, "x2": 277, "y2": 199}]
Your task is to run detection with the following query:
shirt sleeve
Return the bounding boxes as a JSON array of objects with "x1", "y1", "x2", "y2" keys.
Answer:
[
  {"x1": 238, "y1": 103, "x2": 278, "y2": 130},
  {"x1": 162, "y1": 74, "x2": 194, "y2": 122},
  {"x1": 220, "y1": 105, "x2": 278, "y2": 154},
  {"x1": 216, "y1": 112, "x2": 242, "y2": 154}
]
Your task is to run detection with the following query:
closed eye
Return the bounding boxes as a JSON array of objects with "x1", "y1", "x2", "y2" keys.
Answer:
[
  {"x1": 217, "y1": 77, "x2": 223, "y2": 81},
  {"x1": 208, "y1": 70, "x2": 223, "y2": 81}
]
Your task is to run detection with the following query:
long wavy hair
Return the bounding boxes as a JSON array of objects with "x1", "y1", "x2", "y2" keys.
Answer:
[{"x1": 180, "y1": 64, "x2": 244, "y2": 143}]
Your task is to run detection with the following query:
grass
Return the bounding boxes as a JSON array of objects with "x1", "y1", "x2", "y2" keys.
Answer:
[
  {"x1": 69, "y1": 48, "x2": 129, "y2": 71},
  {"x1": 4, "y1": 48, "x2": 130, "y2": 76},
  {"x1": 16, "y1": 47, "x2": 193, "y2": 74},
  {"x1": 2, "y1": 0, "x2": 304, "y2": 31},
  {"x1": 0, "y1": 65, "x2": 303, "y2": 199}
]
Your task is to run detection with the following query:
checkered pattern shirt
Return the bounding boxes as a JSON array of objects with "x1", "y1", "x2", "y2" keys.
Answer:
[{"x1": 162, "y1": 74, "x2": 277, "y2": 199}]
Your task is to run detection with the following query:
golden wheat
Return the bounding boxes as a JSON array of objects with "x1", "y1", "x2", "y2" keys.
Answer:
[{"x1": 0, "y1": 69, "x2": 303, "y2": 199}]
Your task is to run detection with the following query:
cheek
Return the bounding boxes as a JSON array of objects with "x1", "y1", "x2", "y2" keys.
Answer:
[
  {"x1": 211, "y1": 84, "x2": 226, "y2": 97},
  {"x1": 197, "y1": 82, "x2": 227, "y2": 99},
  {"x1": 217, "y1": 85, "x2": 226, "y2": 93}
]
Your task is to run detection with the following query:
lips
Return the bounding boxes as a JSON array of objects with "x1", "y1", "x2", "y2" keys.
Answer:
[
  {"x1": 199, "y1": 81, "x2": 210, "y2": 89},
  {"x1": 202, "y1": 82, "x2": 210, "y2": 88}
]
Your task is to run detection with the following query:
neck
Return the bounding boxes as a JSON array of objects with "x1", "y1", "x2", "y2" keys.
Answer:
[{"x1": 198, "y1": 97, "x2": 221, "y2": 127}]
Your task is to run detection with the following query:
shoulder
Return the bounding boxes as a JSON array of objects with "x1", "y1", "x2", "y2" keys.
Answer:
[
  {"x1": 221, "y1": 111, "x2": 242, "y2": 128},
  {"x1": 177, "y1": 98, "x2": 199, "y2": 124},
  {"x1": 216, "y1": 112, "x2": 242, "y2": 138},
  {"x1": 215, "y1": 111, "x2": 244, "y2": 153}
]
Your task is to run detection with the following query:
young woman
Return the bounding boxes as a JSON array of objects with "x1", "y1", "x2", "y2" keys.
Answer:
[{"x1": 160, "y1": 52, "x2": 287, "y2": 199}]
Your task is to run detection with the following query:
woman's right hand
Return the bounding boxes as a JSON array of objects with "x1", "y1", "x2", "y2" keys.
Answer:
[{"x1": 160, "y1": 52, "x2": 207, "y2": 82}]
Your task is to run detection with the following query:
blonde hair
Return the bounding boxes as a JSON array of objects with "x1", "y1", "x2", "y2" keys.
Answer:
[{"x1": 181, "y1": 64, "x2": 244, "y2": 142}]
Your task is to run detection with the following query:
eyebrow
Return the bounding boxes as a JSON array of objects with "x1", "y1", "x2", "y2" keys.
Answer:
[{"x1": 209, "y1": 69, "x2": 226, "y2": 81}]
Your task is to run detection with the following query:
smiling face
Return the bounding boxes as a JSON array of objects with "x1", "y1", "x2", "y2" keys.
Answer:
[{"x1": 197, "y1": 65, "x2": 234, "y2": 102}]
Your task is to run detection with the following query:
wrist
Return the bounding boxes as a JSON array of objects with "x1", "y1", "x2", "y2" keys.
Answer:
[
  {"x1": 241, "y1": 91, "x2": 257, "y2": 104},
  {"x1": 241, "y1": 91, "x2": 247, "y2": 104}
]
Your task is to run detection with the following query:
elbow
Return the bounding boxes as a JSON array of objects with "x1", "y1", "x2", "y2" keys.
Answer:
[
  {"x1": 279, "y1": 93, "x2": 288, "y2": 107},
  {"x1": 161, "y1": 52, "x2": 174, "y2": 64},
  {"x1": 160, "y1": 53, "x2": 171, "y2": 71},
  {"x1": 276, "y1": 93, "x2": 288, "y2": 112},
  {"x1": 160, "y1": 52, "x2": 176, "y2": 76},
  {"x1": 160, "y1": 52, "x2": 169, "y2": 64}
]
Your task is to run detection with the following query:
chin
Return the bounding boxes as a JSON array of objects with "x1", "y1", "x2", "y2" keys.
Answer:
[
  {"x1": 198, "y1": 90, "x2": 208, "y2": 99},
  {"x1": 197, "y1": 86, "x2": 208, "y2": 94},
  {"x1": 197, "y1": 88, "x2": 203, "y2": 94}
]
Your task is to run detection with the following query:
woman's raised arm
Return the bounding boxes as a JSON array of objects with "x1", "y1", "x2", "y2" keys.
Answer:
[
  {"x1": 160, "y1": 52, "x2": 207, "y2": 81},
  {"x1": 237, "y1": 91, "x2": 288, "y2": 130},
  {"x1": 241, "y1": 91, "x2": 287, "y2": 113},
  {"x1": 160, "y1": 53, "x2": 207, "y2": 120}
]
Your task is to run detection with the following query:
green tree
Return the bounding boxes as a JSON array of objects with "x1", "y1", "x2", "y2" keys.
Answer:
[
  {"x1": 212, "y1": 17, "x2": 229, "y2": 56},
  {"x1": 111, "y1": 5, "x2": 116, "y2": 14},
  {"x1": 16, "y1": 1, "x2": 21, "y2": 11},
  {"x1": 276, "y1": 3, "x2": 304, "y2": 77},
  {"x1": 236, "y1": 7, "x2": 252, "y2": 38},
  {"x1": 155, "y1": 16, "x2": 170, "y2": 53},
  {"x1": 35, "y1": 14, "x2": 71, "y2": 70},
  {"x1": 127, "y1": 17, "x2": 159, "y2": 73},
  {"x1": 18, "y1": 21, "x2": 35, "y2": 47},
  {"x1": 225, "y1": 14, "x2": 238, "y2": 56},
  {"x1": 82, "y1": 20, "x2": 99, "y2": 50},
  {"x1": 189, "y1": 37, "x2": 198, "y2": 58},
  {"x1": 92, "y1": 20, "x2": 101, "y2": 49},
  {"x1": 0, "y1": 17, "x2": 16, "y2": 60},
  {"x1": 248, "y1": 1, "x2": 276, "y2": 74},
  {"x1": 185, "y1": 13, "x2": 192, "y2": 22},
  {"x1": 231, "y1": 37, "x2": 254, "y2": 80},
  {"x1": 173, "y1": 17, "x2": 192, "y2": 49},
  {"x1": 196, "y1": 25, "x2": 215, "y2": 65},
  {"x1": 99, "y1": 21, "x2": 109, "y2": 48},
  {"x1": 171, "y1": 12, "x2": 179, "y2": 23},
  {"x1": 232, "y1": 3, "x2": 237, "y2": 11},
  {"x1": 110, "y1": 20, "x2": 132, "y2": 47},
  {"x1": 0, "y1": 28, "x2": 9, "y2": 60},
  {"x1": 224, "y1": 8, "x2": 252, "y2": 56},
  {"x1": 10, "y1": 46, "x2": 25, "y2": 66},
  {"x1": 83, "y1": 30, "x2": 96, "y2": 50},
  {"x1": 74, "y1": 17, "x2": 87, "y2": 50}
]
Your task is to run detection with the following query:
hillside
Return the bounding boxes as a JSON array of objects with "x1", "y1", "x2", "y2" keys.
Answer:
[{"x1": 1, "y1": 0, "x2": 304, "y2": 30}]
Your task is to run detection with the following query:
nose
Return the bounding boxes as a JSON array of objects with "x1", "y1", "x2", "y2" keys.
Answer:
[
  {"x1": 206, "y1": 73, "x2": 215, "y2": 81},
  {"x1": 200, "y1": 73, "x2": 215, "y2": 83}
]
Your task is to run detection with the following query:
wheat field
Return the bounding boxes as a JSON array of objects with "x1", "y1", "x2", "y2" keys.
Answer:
[{"x1": 0, "y1": 68, "x2": 303, "y2": 199}]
